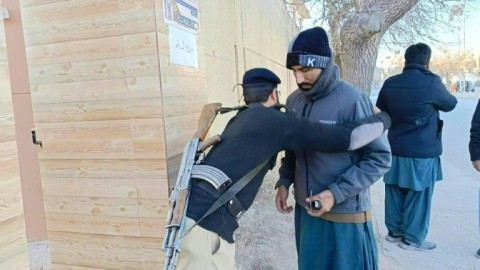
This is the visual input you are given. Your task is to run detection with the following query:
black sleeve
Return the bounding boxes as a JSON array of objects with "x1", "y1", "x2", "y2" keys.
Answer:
[
  {"x1": 470, "y1": 100, "x2": 480, "y2": 161},
  {"x1": 277, "y1": 150, "x2": 295, "y2": 189},
  {"x1": 376, "y1": 85, "x2": 387, "y2": 111},
  {"x1": 281, "y1": 112, "x2": 390, "y2": 152},
  {"x1": 431, "y1": 76, "x2": 457, "y2": 112}
]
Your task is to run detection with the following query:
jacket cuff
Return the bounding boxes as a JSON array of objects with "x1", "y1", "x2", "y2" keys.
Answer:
[
  {"x1": 275, "y1": 178, "x2": 293, "y2": 189},
  {"x1": 471, "y1": 149, "x2": 480, "y2": 161},
  {"x1": 328, "y1": 183, "x2": 345, "y2": 204},
  {"x1": 376, "y1": 112, "x2": 391, "y2": 131}
]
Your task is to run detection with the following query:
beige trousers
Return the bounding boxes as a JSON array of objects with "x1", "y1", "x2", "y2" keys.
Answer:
[{"x1": 176, "y1": 218, "x2": 235, "y2": 270}]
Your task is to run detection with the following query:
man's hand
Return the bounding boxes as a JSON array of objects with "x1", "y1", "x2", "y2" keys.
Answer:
[
  {"x1": 275, "y1": 185, "x2": 293, "y2": 213},
  {"x1": 305, "y1": 190, "x2": 335, "y2": 217},
  {"x1": 473, "y1": 160, "x2": 480, "y2": 172}
]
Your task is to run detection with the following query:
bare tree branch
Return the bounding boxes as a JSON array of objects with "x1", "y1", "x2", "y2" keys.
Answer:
[{"x1": 280, "y1": 0, "x2": 475, "y2": 94}]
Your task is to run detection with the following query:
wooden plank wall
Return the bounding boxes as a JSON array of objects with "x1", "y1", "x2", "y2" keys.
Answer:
[
  {"x1": 0, "y1": 3, "x2": 30, "y2": 268},
  {"x1": 22, "y1": 0, "x2": 167, "y2": 269},
  {"x1": 154, "y1": 0, "x2": 209, "y2": 183},
  {"x1": 20, "y1": 0, "x2": 297, "y2": 268}
]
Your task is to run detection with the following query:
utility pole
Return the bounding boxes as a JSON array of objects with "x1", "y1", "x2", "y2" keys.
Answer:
[
  {"x1": 449, "y1": 2, "x2": 465, "y2": 92},
  {"x1": 462, "y1": 0, "x2": 466, "y2": 92}
]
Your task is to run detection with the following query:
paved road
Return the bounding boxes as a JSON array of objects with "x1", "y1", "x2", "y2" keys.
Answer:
[{"x1": 374, "y1": 96, "x2": 480, "y2": 270}]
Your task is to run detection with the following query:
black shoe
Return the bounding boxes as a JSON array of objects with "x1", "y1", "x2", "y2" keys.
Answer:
[
  {"x1": 399, "y1": 239, "x2": 436, "y2": 251},
  {"x1": 385, "y1": 231, "x2": 403, "y2": 243}
]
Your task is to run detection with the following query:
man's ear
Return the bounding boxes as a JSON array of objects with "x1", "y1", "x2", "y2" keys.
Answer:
[{"x1": 270, "y1": 88, "x2": 278, "y2": 101}]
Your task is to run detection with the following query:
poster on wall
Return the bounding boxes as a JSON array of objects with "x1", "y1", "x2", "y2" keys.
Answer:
[
  {"x1": 164, "y1": 0, "x2": 199, "y2": 35},
  {"x1": 168, "y1": 25, "x2": 198, "y2": 68}
]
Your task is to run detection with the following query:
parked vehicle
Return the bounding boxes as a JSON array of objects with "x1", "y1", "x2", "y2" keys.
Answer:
[{"x1": 456, "y1": 81, "x2": 475, "y2": 92}]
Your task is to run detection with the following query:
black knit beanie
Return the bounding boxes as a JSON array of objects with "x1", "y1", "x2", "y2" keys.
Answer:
[{"x1": 286, "y1": 27, "x2": 332, "y2": 70}]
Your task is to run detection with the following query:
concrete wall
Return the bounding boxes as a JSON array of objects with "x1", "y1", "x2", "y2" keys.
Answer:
[{"x1": 201, "y1": 0, "x2": 298, "y2": 135}]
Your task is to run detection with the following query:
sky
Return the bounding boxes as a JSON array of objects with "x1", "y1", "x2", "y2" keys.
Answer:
[
  {"x1": 300, "y1": 1, "x2": 480, "y2": 63},
  {"x1": 378, "y1": 1, "x2": 480, "y2": 62}
]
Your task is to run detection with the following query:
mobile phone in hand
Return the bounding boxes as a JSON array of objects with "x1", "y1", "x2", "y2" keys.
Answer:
[{"x1": 310, "y1": 200, "x2": 322, "y2": 211}]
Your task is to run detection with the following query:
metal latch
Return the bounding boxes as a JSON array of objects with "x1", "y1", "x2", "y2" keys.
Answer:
[
  {"x1": 2, "y1": 8, "x2": 10, "y2": 20},
  {"x1": 31, "y1": 129, "x2": 42, "y2": 147}
]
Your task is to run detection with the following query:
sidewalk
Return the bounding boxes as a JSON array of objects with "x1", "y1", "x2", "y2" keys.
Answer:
[
  {"x1": 372, "y1": 169, "x2": 479, "y2": 270},
  {"x1": 373, "y1": 96, "x2": 480, "y2": 270},
  {"x1": 454, "y1": 92, "x2": 480, "y2": 99}
]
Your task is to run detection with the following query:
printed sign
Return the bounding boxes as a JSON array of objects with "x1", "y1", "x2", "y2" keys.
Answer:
[{"x1": 164, "y1": 0, "x2": 199, "y2": 34}]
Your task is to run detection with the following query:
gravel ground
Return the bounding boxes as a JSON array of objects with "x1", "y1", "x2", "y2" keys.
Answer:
[{"x1": 235, "y1": 167, "x2": 297, "y2": 270}]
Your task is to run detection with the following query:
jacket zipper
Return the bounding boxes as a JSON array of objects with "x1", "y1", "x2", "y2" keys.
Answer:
[
  {"x1": 351, "y1": 155, "x2": 360, "y2": 211},
  {"x1": 302, "y1": 102, "x2": 315, "y2": 198},
  {"x1": 356, "y1": 195, "x2": 360, "y2": 211},
  {"x1": 301, "y1": 103, "x2": 309, "y2": 195}
]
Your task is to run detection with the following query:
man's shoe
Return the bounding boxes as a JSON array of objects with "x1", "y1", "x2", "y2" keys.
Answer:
[
  {"x1": 476, "y1": 249, "x2": 480, "y2": 258},
  {"x1": 385, "y1": 232, "x2": 403, "y2": 243},
  {"x1": 399, "y1": 239, "x2": 436, "y2": 251}
]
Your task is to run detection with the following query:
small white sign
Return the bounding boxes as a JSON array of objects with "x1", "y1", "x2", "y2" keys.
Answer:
[{"x1": 168, "y1": 26, "x2": 198, "y2": 68}]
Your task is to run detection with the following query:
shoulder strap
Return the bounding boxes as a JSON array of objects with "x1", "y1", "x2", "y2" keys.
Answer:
[
  {"x1": 181, "y1": 159, "x2": 269, "y2": 237},
  {"x1": 217, "y1": 105, "x2": 248, "y2": 114}
]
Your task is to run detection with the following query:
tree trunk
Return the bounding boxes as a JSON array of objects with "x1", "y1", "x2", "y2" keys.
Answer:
[
  {"x1": 341, "y1": 36, "x2": 381, "y2": 94},
  {"x1": 339, "y1": 8, "x2": 384, "y2": 95},
  {"x1": 334, "y1": 0, "x2": 419, "y2": 96}
]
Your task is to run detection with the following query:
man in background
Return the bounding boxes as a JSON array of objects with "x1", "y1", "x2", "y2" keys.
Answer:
[
  {"x1": 469, "y1": 99, "x2": 480, "y2": 258},
  {"x1": 376, "y1": 43, "x2": 457, "y2": 251}
]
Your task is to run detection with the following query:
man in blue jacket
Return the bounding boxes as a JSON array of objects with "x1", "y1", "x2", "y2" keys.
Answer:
[
  {"x1": 275, "y1": 27, "x2": 391, "y2": 270},
  {"x1": 376, "y1": 43, "x2": 457, "y2": 251},
  {"x1": 469, "y1": 99, "x2": 480, "y2": 258}
]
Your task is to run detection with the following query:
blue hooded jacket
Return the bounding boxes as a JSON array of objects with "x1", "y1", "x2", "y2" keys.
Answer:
[
  {"x1": 278, "y1": 58, "x2": 391, "y2": 213},
  {"x1": 376, "y1": 64, "x2": 457, "y2": 158}
]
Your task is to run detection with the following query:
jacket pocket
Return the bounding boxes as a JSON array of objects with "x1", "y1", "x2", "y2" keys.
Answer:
[{"x1": 437, "y1": 119, "x2": 444, "y2": 139}]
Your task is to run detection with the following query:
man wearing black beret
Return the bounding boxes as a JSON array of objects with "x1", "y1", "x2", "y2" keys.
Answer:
[{"x1": 176, "y1": 67, "x2": 391, "y2": 269}]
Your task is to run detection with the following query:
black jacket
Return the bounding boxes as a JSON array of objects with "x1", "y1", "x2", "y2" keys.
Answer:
[
  {"x1": 376, "y1": 64, "x2": 457, "y2": 158},
  {"x1": 186, "y1": 103, "x2": 389, "y2": 242},
  {"x1": 470, "y1": 100, "x2": 480, "y2": 161}
]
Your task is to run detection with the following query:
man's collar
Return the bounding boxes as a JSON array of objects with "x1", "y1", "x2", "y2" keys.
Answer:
[
  {"x1": 248, "y1": 103, "x2": 265, "y2": 108},
  {"x1": 404, "y1": 63, "x2": 428, "y2": 72}
]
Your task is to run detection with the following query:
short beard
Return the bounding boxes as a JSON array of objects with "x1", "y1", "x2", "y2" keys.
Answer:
[{"x1": 298, "y1": 83, "x2": 314, "y2": 91}]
